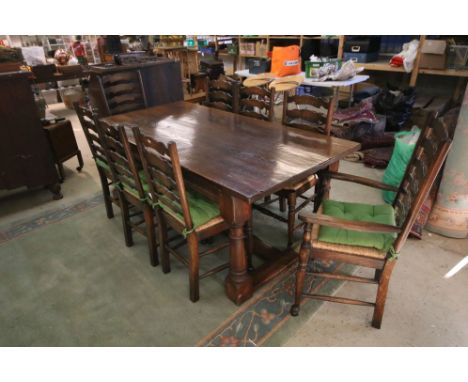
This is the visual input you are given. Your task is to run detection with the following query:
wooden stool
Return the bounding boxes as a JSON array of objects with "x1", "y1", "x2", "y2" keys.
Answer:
[{"x1": 43, "y1": 119, "x2": 83, "y2": 182}]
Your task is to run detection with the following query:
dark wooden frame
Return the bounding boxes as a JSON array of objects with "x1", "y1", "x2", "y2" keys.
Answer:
[
  {"x1": 132, "y1": 126, "x2": 230, "y2": 302},
  {"x1": 97, "y1": 120, "x2": 159, "y2": 266},
  {"x1": 75, "y1": 103, "x2": 116, "y2": 219},
  {"x1": 291, "y1": 118, "x2": 453, "y2": 328}
]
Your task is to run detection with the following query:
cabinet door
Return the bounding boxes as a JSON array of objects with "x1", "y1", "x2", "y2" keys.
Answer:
[{"x1": 0, "y1": 74, "x2": 58, "y2": 190}]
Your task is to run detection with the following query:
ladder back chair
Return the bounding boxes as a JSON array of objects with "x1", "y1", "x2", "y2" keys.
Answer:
[
  {"x1": 253, "y1": 93, "x2": 335, "y2": 247},
  {"x1": 75, "y1": 103, "x2": 116, "y2": 219},
  {"x1": 238, "y1": 85, "x2": 275, "y2": 121},
  {"x1": 132, "y1": 127, "x2": 230, "y2": 302},
  {"x1": 97, "y1": 121, "x2": 159, "y2": 266},
  {"x1": 204, "y1": 77, "x2": 239, "y2": 113},
  {"x1": 97, "y1": 70, "x2": 148, "y2": 115},
  {"x1": 290, "y1": 117, "x2": 453, "y2": 328}
]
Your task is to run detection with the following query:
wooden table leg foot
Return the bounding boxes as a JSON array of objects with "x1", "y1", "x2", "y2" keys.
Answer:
[{"x1": 225, "y1": 225, "x2": 254, "y2": 305}]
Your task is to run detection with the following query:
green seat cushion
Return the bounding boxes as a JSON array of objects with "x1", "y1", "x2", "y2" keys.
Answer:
[
  {"x1": 159, "y1": 188, "x2": 220, "y2": 228},
  {"x1": 140, "y1": 171, "x2": 220, "y2": 228},
  {"x1": 95, "y1": 157, "x2": 110, "y2": 172},
  {"x1": 318, "y1": 199, "x2": 397, "y2": 252}
]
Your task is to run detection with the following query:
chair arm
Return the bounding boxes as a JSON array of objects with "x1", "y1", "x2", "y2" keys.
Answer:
[
  {"x1": 298, "y1": 212, "x2": 401, "y2": 234},
  {"x1": 321, "y1": 171, "x2": 399, "y2": 192}
]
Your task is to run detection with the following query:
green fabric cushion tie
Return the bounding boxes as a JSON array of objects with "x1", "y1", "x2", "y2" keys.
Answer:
[{"x1": 318, "y1": 199, "x2": 397, "y2": 252}]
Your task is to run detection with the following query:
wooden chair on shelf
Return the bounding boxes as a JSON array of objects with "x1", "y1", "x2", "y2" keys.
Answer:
[
  {"x1": 253, "y1": 93, "x2": 335, "y2": 247},
  {"x1": 75, "y1": 104, "x2": 116, "y2": 219},
  {"x1": 290, "y1": 117, "x2": 453, "y2": 328},
  {"x1": 203, "y1": 76, "x2": 239, "y2": 113},
  {"x1": 238, "y1": 85, "x2": 275, "y2": 121},
  {"x1": 97, "y1": 70, "x2": 148, "y2": 115},
  {"x1": 132, "y1": 126, "x2": 230, "y2": 302},
  {"x1": 97, "y1": 121, "x2": 159, "y2": 267}
]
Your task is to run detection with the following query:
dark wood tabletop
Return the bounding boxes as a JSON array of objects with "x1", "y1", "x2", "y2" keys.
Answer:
[{"x1": 102, "y1": 102, "x2": 360, "y2": 203}]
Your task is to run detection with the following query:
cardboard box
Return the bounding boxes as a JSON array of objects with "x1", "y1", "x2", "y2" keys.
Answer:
[{"x1": 419, "y1": 40, "x2": 447, "y2": 70}]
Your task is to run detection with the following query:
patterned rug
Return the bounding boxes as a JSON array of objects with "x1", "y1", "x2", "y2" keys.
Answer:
[{"x1": 0, "y1": 194, "x2": 350, "y2": 346}]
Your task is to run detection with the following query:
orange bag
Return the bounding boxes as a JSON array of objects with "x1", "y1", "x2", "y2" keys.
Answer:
[{"x1": 271, "y1": 45, "x2": 301, "y2": 77}]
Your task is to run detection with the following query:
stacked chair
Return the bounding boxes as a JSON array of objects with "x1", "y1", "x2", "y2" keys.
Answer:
[{"x1": 290, "y1": 117, "x2": 452, "y2": 328}]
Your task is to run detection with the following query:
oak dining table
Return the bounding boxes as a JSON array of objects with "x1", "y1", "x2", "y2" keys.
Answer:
[{"x1": 101, "y1": 101, "x2": 360, "y2": 305}]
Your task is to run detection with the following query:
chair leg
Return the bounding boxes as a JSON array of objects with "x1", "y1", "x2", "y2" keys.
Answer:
[
  {"x1": 287, "y1": 192, "x2": 297, "y2": 247},
  {"x1": 187, "y1": 233, "x2": 200, "y2": 302},
  {"x1": 371, "y1": 260, "x2": 396, "y2": 329},
  {"x1": 290, "y1": 223, "x2": 312, "y2": 316},
  {"x1": 76, "y1": 150, "x2": 84, "y2": 171},
  {"x1": 264, "y1": 195, "x2": 271, "y2": 203},
  {"x1": 118, "y1": 192, "x2": 133, "y2": 247},
  {"x1": 98, "y1": 169, "x2": 114, "y2": 219},
  {"x1": 143, "y1": 205, "x2": 159, "y2": 267},
  {"x1": 245, "y1": 217, "x2": 254, "y2": 271},
  {"x1": 156, "y1": 208, "x2": 171, "y2": 273},
  {"x1": 279, "y1": 196, "x2": 286, "y2": 212}
]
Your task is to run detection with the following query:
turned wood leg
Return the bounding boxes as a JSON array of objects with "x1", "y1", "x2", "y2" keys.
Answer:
[
  {"x1": 156, "y1": 208, "x2": 170, "y2": 274},
  {"x1": 221, "y1": 194, "x2": 254, "y2": 305},
  {"x1": 372, "y1": 260, "x2": 396, "y2": 329},
  {"x1": 279, "y1": 196, "x2": 286, "y2": 212},
  {"x1": 187, "y1": 233, "x2": 200, "y2": 302},
  {"x1": 47, "y1": 183, "x2": 63, "y2": 200},
  {"x1": 143, "y1": 205, "x2": 159, "y2": 267},
  {"x1": 76, "y1": 150, "x2": 84, "y2": 172},
  {"x1": 245, "y1": 217, "x2": 254, "y2": 272},
  {"x1": 119, "y1": 192, "x2": 133, "y2": 247},
  {"x1": 287, "y1": 192, "x2": 297, "y2": 248},
  {"x1": 290, "y1": 223, "x2": 312, "y2": 316},
  {"x1": 98, "y1": 170, "x2": 114, "y2": 219}
]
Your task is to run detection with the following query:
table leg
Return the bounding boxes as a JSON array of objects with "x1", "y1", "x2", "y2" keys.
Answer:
[
  {"x1": 314, "y1": 161, "x2": 339, "y2": 211},
  {"x1": 220, "y1": 193, "x2": 254, "y2": 305}
]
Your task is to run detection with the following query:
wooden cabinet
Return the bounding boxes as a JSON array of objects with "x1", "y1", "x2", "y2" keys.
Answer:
[
  {"x1": 0, "y1": 71, "x2": 61, "y2": 199},
  {"x1": 88, "y1": 59, "x2": 184, "y2": 117}
]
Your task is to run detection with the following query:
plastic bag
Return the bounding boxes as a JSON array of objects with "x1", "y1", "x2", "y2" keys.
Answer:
[
  {"x1": 271, "y1": 45, "x2": 301, "y2": 77},
  {"x1": 389, "y1": 39, "x2": 419, "y2": 73},
  {"x1": 382, "y1": 127, "x2": 420, "y2": 203}
]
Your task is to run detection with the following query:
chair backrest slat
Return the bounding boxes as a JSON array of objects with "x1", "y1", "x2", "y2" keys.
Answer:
[
  {"x1": 238, "y1": 85, "x2": 275, "y2": 121},
  {"x1": 282, "y1": 93, "x2": 333, "y2": 135},
  {"x1": 75, "y1": 104, "x2": 111, "y2": 176},
  {"x1": 99, "y1": 70, "x2": 147, "y2": 115},
  {"x1": 204, "y1": 77, "x2": 239, "y2": 113},
  {"x1": 392, "y1": 118, "x2": 452, "y2": 252},
  {"x1": 133, "y1": 127, "x2": 194, "y2": 229},
  {"x1": 98, "y1": 120, "x2": 146, "y2": 200}
]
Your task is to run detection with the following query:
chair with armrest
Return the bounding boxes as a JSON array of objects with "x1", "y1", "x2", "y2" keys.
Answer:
[{"x1": 290, "y1": 117, "x2": 453, "y2": 328}]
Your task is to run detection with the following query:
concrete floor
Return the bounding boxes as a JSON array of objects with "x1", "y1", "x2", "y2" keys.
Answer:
[{"x1": 1, "y1": 103, "x2": 467, "y2": 346}]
